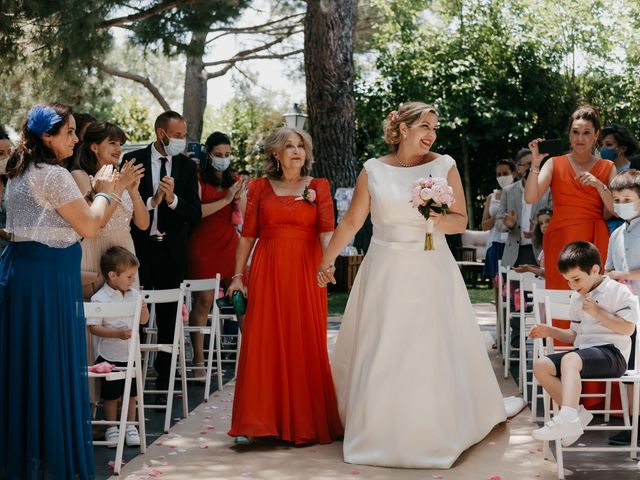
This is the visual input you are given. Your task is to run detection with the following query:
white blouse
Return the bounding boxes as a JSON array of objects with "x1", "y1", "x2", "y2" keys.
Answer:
[{"x1": 6, "y1": 163, "x2": 82, "y2": 248}]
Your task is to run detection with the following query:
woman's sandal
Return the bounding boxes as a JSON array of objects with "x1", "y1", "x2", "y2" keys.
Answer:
[{"x1": 192, "y1": 362, "x2": 207, "y2": 382}]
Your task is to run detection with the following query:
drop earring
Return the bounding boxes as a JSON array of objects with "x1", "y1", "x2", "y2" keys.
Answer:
[{"x1": 276, "y1": 161, "x2": 280, "y2": 172}]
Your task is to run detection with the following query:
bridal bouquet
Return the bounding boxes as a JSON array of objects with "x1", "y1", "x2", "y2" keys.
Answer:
[{"x1": 410, "y1": 176, "x2": 455, "y2": 250}]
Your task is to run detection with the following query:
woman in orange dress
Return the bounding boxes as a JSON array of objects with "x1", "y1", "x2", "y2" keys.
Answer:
[
  {"x1": 226, "y1": 127, "x2": 343, "y2": 445},
  {"x1": 187, "y1": 131, "x2": 244, "y2": 377},
  {"x1": 524, "y1": 105, "x2": 616, "y2": 407}
]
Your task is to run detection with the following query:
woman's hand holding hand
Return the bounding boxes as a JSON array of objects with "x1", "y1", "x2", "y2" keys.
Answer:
[
  {"x1": 316, "y1": 263, "x2": 336, "y2": 288},
  {"x1": 527, "y1": 138, "x2": 549, "y2": 168},
  {"x1": 91, "y1": 164, "x2": 117, "y2": 195}
]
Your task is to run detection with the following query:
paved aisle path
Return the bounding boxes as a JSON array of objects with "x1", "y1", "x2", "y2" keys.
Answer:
[{"x1": 112, "y1": 303, "x2": 559, "y2": 480}]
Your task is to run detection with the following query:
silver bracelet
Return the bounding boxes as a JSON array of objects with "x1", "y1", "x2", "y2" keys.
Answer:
[{"x1": 231, "y1": 273, "x2": 244, "y2": 279}]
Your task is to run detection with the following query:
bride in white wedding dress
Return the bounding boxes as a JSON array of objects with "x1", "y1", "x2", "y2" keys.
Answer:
[{"x1": 317, "y1": 102, "x2": 507, "y2": 469}]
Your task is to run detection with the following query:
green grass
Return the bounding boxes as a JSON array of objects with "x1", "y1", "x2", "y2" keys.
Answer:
[{"x1": 327, "y1": 286, "x2": 494, "y2": 317}]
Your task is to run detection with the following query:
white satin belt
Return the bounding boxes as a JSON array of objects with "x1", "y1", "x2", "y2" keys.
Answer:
[{"x1": 371, "y1": 237, "x2": 430, "y2": 250}]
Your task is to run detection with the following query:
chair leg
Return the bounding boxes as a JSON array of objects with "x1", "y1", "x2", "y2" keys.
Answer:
[
  {"x1": 135, "y1": 357, "x2": 147, "y2": 454},
  {"x1": 216, "y1": 316, "x2": 224, "y2": 391},
  {"x1": 179, "y1": 325, "x2": 189, "y2": 419},
  {"x1": 631, "y1": 382, "x2": 640, "y2": 459},
  {"x1": 204, "y1": 320, "x2": 216, "y2": 401},
  {"x1": 164, "y1": 346, "x2": 180, "y2": 433},
  {"x1": 604, "y1": 382, "x2": 612, "y2": 422}
]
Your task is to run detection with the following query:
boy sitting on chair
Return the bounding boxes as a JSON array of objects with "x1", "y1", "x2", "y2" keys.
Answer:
[
  {"x1": 530, "y1": 241, "x2": 639, "y2": 446},
  {"x1": 89, "y1": 246, "x2": 149, "y2": 447}
]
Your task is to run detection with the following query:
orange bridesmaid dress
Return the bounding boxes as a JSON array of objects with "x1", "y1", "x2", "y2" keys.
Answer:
[
  {"x1": 543, "y1": 155, "x2": 614, "y2": 407},
  {"x1": 228, "y1": 177, "x2": 344, "y2": 444}
]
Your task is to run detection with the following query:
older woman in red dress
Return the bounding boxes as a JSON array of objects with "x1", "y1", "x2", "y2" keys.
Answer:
[
  {"x1": 187, "y1": 132, "x2": 244, "y2": 377},
  {"x1": 227, "y1": 127, "x2": 343, "y2": 445}
]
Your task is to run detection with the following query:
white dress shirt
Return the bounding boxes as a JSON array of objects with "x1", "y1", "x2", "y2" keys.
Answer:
[{"x1": 147, "y1": 143, "x2": 179, "y2": 235}]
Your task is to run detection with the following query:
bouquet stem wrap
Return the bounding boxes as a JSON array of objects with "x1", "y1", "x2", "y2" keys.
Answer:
[{"x1": 424, "y1": 217, "x2": 434, "y2": 250}]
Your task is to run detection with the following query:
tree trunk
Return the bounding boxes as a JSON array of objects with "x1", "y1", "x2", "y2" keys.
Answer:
[
  {"x1": 183, "y1": 31, "x2": 208, "y2": 143},
  {"x1": 304, "y1": 0, "x2": 358, "y2": 190},
  {"x1": 460, "y1": 139, "x2": 475, "y2": 230}
]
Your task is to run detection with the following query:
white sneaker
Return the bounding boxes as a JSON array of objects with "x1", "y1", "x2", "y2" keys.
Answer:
[
  {"x1": 125, "y1": 425, "x2": 141, "y2": 447},
  {"x1": 561, "y1": 406, "x2": 593, "y2": 447},
  {"x1": 105, "y1": 426, "x2": 119, "y2": 448},
  {"x1": 532, "y1": 415, "x2": 583, "y2": 441}
]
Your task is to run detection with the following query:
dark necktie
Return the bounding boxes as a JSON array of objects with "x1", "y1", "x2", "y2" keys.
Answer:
[{"x1": 157, "y1": 157, "x2": 167, "y2": 233}]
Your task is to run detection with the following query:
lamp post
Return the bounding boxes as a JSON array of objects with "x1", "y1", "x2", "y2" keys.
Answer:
[{"x1": 283, "y1": 103, "x2": 308, "y2": 129}]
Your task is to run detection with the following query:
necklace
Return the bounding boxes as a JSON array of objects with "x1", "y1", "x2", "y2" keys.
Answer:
[{"x1": 396, "y1": 153, "x2": 417, "y2": 168}]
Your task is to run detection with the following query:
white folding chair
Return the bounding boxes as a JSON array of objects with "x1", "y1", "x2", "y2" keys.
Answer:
[
  {"x1": 533, "y1": 289, "x2": 640, "y2": 479},
  {"x1": 182, "y1": 276, "x2": 223, "y2": 401},
  {"x1": 519, "y1": 273, "x2": 545, "y2": 405},
  {"x1": 504, "y1": 268, "x2": 520, "y2": 381},
  {"x1": 85, "y1": 296, "x2": 146, "y2": 476},
  {"x1": 496, "y1": 260, "x2": 507, "y2": 357},
  {"x1": 140, "y1": 287, "x2": 189, "y2": 433}
]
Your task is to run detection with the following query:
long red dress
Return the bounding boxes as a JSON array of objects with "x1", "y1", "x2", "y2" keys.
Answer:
[
  {"x1": 543, "y1": 155, "x2": 614, "y2": 407},
  {"x1": 187, "y1": 177, "x2": 239, "y2": 281},
  {"x1": 228, "y1": 177, "x2": 344, "y2": 444}
]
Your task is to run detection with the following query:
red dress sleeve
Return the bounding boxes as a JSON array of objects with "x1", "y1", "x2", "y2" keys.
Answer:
[
  {"x1": 241, "y1": 178, "x2": 264, "y2": 238},
  {"x1": 314, "y1": 178, "x2": 335, "y2": 233}
]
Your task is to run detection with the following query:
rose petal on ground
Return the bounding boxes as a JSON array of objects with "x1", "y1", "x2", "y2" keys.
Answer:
[
  {"x1": 200, "y1": 443, "x2": 209, "y2": 449},
  {"x1": 433, "y1": 475, "x2": 444, "y2": 479},
  {"x1": 350, "y1": 470, "x2": 360, "y2": 475},
  {"x1": 487, "y1": 476, "x2": 502, "y2": 480}
]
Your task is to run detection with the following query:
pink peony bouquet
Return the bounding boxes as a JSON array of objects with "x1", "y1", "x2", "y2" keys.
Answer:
[{"x1": 410, "y1": 175, "x2": 455, "y2": 250}]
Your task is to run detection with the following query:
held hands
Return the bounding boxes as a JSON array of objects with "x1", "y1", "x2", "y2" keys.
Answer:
[
  {"x1": 502, "y1": 210, "x2": 517, "y2": 228},
  {"x1": 528, "y1": 323, "x2": 550, "y2": 339},
  {"x1": 91, "y1": 164, "x2": 117, "y2": 195},
  {"x1": 316, "y1": 263, "x2": 337, "y2": 288},
  {"x1": 528, "y1": 138, "x2": 550, "y2": 168}
]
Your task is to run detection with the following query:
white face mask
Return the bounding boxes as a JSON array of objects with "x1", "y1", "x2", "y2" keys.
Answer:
[
  {"x1": 614, "y1": 202, "x2": 639, "y2": 221},
  {"x1": 496, "y1": 175, "x2": 514, "y2": 189},
  {"x1": 210, "y1": 155, "x2": 231, "y2": 171},
  {"x1": 162, "y1": 131, "x2": 186, "y2": 157}
]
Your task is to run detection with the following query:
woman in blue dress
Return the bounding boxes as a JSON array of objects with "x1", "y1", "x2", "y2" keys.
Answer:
[{"x1": 0, "y1": 103, "x2": 117, "y2": 479}]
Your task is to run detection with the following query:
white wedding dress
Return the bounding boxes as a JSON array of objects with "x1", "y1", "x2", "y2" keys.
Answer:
[{"x1": 332, "y1": 155, "x2": 507, "y2": 469}]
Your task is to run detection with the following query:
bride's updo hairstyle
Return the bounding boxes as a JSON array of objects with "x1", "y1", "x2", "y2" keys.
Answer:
[{"x1": 384, "y1": 102, "x2": 438, "y2": 151}]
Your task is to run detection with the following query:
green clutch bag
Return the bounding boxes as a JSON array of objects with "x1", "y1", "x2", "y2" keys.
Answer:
[{"x1": 215, "y1": 290, "x2": 247, "y2": 315}]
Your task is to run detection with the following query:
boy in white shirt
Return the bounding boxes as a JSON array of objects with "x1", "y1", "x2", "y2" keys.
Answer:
[
  {"x1": 89, "y1": 246, "x2": 149, "y2": 447},
  {"x1": 529, "y1": 241, "x2": 639, "y2": 446}
]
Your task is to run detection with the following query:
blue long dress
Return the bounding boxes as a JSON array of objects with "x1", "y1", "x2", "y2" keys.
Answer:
[{"x1": 0, "y1": 163, "x2": 94, "y2": 479}]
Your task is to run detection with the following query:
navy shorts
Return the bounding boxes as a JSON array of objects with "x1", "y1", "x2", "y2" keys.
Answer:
[
  {"x1": 547, "y1": 344, "x2": 627, "y2": 379},
  {"x1": 96, "y1": 355, "x2": 138, "y2": 401}
]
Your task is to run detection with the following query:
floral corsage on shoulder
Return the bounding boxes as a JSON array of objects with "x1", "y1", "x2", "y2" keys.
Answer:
[{"x1": 295, "y1": 184, "x2": 317, "y2": 204}]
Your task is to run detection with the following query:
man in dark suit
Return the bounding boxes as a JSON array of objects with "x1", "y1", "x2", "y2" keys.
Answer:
[{"x1": 123, "y1": 111, "x2": 201, "y2": 391}]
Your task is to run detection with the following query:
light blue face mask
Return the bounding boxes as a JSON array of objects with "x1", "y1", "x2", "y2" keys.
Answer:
[
  {"x1": 210, "y1": 155, "x2": 231, "y2": 171},
  {"x1": 161, "y1": 130, "x2": 186, "y2": 156}
]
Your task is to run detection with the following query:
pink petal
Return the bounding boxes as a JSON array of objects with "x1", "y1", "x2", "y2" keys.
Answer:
[
  {"x1": 200, "y1": 443, "x2": 209, "y2": 449},
  {"x1": 350, "y1": 470, "x2": 360, "y2": 475}
]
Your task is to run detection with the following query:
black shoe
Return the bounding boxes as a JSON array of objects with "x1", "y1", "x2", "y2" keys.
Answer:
[{"x1": 608, "y1": 430, "x2": 631, "y2": 445}]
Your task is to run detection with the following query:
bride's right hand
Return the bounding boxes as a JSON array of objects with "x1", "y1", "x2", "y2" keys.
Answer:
[
  {"x1": 91, "y1": 164, "x2": 117, "y2": 195},
  {"x1": 316, "y1": 263, "x2": 336, "y2": 287}
]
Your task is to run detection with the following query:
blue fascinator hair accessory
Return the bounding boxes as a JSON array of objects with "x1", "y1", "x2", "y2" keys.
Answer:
[{"x1": 26, "y1": 105, "x2": 62, "y2": 135}]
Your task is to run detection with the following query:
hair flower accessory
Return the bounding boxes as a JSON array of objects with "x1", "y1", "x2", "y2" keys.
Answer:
[
  {"x1": 387, "y1": 110, "x2": 400, "y2": 122},
  {"x1": 26, "y1": 105, "x2": 62, "y2": 135},
  {"x1": 295, "y1": 184, "x2": 316, "y2": 204}
]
